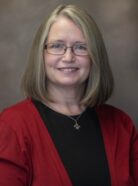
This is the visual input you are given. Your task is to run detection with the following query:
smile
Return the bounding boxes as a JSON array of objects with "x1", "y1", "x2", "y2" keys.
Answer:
[{"x1": 57, "y1": 67, "x2": 79, "y2": 72}]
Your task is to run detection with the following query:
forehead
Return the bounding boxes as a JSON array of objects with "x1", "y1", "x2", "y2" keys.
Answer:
[{"x1": 47, "y1": 16, "x2": 86, "y2": 43}]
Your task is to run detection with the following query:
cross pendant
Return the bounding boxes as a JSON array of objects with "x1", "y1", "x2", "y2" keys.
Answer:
[{"x1": 74, "y1": 122, "x2": 81, "y2": 130}]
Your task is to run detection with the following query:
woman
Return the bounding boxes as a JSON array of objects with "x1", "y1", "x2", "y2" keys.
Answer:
[{"x1": 0, "y1": 4, "x2": 137, "y2": 186}]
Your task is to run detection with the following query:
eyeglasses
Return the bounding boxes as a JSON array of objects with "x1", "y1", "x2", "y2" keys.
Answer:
[{"x1": 44, "y1": 42, "x2": 89, "y2": 56}]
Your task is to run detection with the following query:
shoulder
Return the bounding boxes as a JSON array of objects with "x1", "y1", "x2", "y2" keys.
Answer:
[
  {"x1": 96, "y1": 103, "x2": 133, "y2": 122},
  {"x1": 0, "y1": 98, "x2": 38, "y2": 129},
  {"x1": 1, "y1": 98, "x2": 33, "y2": 113},
  {"x1": 1, "y1": 98, "x2": 35, "y2": 114},
  {"x1": 95, "y1": 104, "x2": 136, "y2": 134}
]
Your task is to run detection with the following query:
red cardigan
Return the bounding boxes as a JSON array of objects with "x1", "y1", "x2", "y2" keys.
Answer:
[{"x1": 0, "y1": 99, "x2": 137, "y2": 186}]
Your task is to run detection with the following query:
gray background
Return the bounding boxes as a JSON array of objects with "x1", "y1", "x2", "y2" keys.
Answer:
[{"x1": 0, "y1": 0, "x2": 137, "y2": 127}]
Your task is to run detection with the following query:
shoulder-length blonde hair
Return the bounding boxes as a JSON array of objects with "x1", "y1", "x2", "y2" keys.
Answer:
[{"x1": 22, "y1": 4, "x2": 114, "y2": 107}]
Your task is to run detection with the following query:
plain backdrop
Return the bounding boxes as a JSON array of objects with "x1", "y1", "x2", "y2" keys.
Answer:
[{"x1": 0, "y1": 0, "x2": 137, "y2": 127}]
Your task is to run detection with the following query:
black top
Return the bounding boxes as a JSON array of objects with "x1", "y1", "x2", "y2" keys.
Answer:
[{"x1": 33, "y1": 99, "x2": 111, "y2": 186}]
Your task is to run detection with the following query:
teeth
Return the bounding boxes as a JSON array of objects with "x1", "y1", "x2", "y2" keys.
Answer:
[{"x1": 59, "y1": 68, "x2": 77, "y2": 72}]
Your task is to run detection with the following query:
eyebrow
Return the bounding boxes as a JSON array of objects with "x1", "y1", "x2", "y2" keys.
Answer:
[
  {"x1": 48, "y1": 40, "x2": 87, "y2": 45},
  {"x1": 49, "y1": 40, "x2": 64, "y2": 43}
]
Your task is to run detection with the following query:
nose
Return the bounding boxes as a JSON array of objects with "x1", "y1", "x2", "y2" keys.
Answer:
[{"x1": 62, "y1": 47, "x2": 75, "y2": 62}]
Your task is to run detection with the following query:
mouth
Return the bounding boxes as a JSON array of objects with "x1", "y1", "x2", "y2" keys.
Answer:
[{"x1": 57, "y1": 67, "x2": 79, "y2": 72}]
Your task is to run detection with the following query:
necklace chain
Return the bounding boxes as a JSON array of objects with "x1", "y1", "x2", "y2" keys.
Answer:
[
  {"x1": 44, "y1": 102, "x2": 85, "y2": 130},
  {"x1": 66, "y1": 110, "x2": 85, "y2": 130}
]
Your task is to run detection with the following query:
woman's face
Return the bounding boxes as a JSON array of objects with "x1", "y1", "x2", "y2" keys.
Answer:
[{"x1": 44, "y1": 16, "x2": 91, "y2": 90}]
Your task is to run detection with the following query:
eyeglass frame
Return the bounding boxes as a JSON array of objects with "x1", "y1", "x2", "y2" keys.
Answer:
[{"x1": 44, "y1": 42, "x2": 89, "y2": 56}]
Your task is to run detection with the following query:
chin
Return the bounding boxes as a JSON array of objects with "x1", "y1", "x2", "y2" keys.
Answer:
[{"x1": 57, "y1": 80, "x2": 85, "y2": 87}]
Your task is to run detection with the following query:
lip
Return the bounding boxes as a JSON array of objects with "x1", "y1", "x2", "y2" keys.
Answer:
[{"x1": 57, "y1": 67, "x2": 79, "y2": 72}]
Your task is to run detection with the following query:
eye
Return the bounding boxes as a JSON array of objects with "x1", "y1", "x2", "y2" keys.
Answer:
[
  {"x1": 48, "y1": 43, "x2": 64, "y2": 49},
  {"x1": 75, "y1": 44, "x2": 87, "y2": 51}
]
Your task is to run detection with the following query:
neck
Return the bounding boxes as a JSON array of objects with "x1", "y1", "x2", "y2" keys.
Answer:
[{"x1": 45, "y1": 84, "x2": 86, "y2": 115}]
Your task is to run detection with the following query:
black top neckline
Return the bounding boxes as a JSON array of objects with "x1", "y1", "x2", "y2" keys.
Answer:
[{"x1": 32, "y1": 99, "x2": 111, "y2": 186}]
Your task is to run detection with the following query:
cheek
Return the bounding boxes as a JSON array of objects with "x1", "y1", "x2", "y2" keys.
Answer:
[
  {"x1": 44, "y1": 53, "x2": 61, "y2": 68},
  {"x1": 83, "y1": 58, "x2": 91, "y2": 70},
  {"x1": 83, "y1": 59, "x2": 92, "y2": 78},
  {"x1": 44, "y1": 54, "x2": 55, "y2": 69}
]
